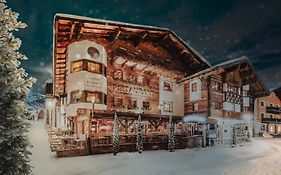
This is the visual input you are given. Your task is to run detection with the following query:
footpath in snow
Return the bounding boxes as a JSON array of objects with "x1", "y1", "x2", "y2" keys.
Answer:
[{"x1": 29, "y1": 120, "x2": 281, "y2": 175}]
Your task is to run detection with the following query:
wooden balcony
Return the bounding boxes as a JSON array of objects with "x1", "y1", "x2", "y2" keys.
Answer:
[
  {"x1": 261, "y1": 117, "x2": 281, "y2": 123},
  {"x1": 266, "y1": 106, "x2": 281, "y2": 114}
]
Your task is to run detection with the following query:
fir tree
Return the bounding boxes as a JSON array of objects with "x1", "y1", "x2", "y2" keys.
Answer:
[
  {"x1": 136, "y1": 115, "x2": 143, "y2": 153},
  {"x1": 232, "y1": 126, "x2": 237, "y2": 146},
  {"x1": 168, "y1": 116, "x2": 175, "y2": 152},
  {"x1": 113, "y1": 113, "x2": 119, "y2": 156},
  {"x1": 0, "y1": 0, "x2": 36, "y2": 174}
]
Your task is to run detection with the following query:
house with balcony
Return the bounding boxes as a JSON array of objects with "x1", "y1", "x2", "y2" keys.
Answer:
[{"x1": 254, "y1": 87, "x2": 281, "y2": 135}]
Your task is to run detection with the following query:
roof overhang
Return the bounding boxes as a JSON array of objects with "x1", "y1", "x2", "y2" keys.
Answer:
[
  {"x1": 53, "y1": 13, "x2": 210, "y2": 96},
  {"x1": 179, "y1": 56, "x2": 269, "y2": 97}
]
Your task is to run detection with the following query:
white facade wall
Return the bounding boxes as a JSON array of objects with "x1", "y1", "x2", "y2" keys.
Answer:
[
  {"x1": 189, "y1": 79, "x2": 202, "y2": 101},
  {"x1": 65, "y1": 40, "x2": 108, "y2": 117},
  {"x1": 159, "y1": 76, "x2": 184, "y2": 116}
]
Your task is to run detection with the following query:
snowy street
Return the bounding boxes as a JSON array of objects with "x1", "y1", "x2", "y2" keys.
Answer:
[{"x1": 29, "y1": 120, "x2": 281, "y2": 175}]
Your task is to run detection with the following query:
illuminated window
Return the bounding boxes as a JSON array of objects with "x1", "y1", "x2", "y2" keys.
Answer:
[
  {"x1": 71, "y1": 60, "x2": 83, "y2": 72},
  {"x1": 88, "y1": 62, "x2": 101, "y2": 73},
  {"x1": 191, "y1": 82, "x2": 197, "y2": 92},
  {"x1": 113, "y1": 70, "x2": 123, "y2": 80},
  {"x1": 164, "y1": 81, "x2": 172, "y2": 91},
  {"x1": 70, "y1": 91, "x2": 83, "y2": 103},
  {"x1": 128, "y1": 98, "x2": 137, "y2": 109},
  {"x1": 193, "y1": 103, "x2": 199, "y2": 111},
  {"x1": 212, "y1": 102, "x2": 222, "y2": 110},
  {"x1": 86, "y1": 92, "x2": 101, "y2": 103},
  {"x1": 142, "y1": 101, "x2": 150, "y2": 110},
  {"x1": 211, "y1": 81, "x2": 222, "y2": 91},
  {"x1": 164, "y1": 102, "x2": 173, "y2": 112},
  {"x1": 114, "y1": 96, "x2": 123, "y2": 107}
]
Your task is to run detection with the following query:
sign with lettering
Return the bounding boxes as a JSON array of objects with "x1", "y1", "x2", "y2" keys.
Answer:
[
  {"x1": 85, "y1": 77, "x2": 106, "y2": 92},
  {"x1": 113, "y1": 84, "x2": 152, "y2": 97}
]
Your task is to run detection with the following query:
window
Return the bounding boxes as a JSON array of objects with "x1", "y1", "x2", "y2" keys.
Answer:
[
  {"x1": 212, "y1": 102, "x2": 222, "y2": 110},
  {"x1": 261, "y1": 101, "x2": 264, "y2": 107},
  {"x1": 114, "y1": 96, "x2": 123, "y2": 107},
  {"x1": 191, "y1": 82, "x2": 197, "y2": 92},
  {"x1": 128, "y1": 98, "x2": 137, "y2": 110},
  {"x1": 86, "y1": 92, "x2": 101, "y2": 103},
  {"x1": 211, "y1": 81, "x2": 222, "y2": 91},
  {"x1": 261, "y1": 125, "x2": 265, "y2": 130},
  {"x1": 70, "y1": 91, "x2": 83, "y2": 103},
  {"x1": 142, "y1": 101, "x2": 150, "y2": 110},
  {"x1": 164, "y1": 102, "x2": 173, "y2": 112},
  {"x1": 88, "y1": 62, "x2": 101, "y2": 73},
  {"x1": 87, "y1": 46, "x2": 100, "y2": 59},
  {"x1": 71, "y1": 60, "x2": 83, "y2": 72},
  {"x1": 270, "y1": 114, "x2": 273, "y2": 118},
  {"x1": 261, "y1": 113, "x2": 264, "y2": 118},
  {"x1": 193, "y1": 103, "x2": 199, "y2": 111},
  {"x1": 113, "y1": 70, "x2": 123, "y2": 80},
  {"x1": 164, "y1": 81, "x2": 172, "y2": 91}
]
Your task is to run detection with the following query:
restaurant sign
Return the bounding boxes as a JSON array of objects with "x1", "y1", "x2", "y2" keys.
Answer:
[{"x1": 113, "y1": 84, "x2": 152, "y2": 97}]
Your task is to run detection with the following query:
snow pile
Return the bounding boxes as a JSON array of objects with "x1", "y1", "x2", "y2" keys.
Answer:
[{"x1": 29, "y1": 121, "x2": 281, "y2": 175}]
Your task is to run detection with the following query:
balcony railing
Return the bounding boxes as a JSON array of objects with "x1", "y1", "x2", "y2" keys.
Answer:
[
  {"x1": 266, "y1": 106, "x2": 281, "y2": 114},
  {"x1": 261, "y1": 117, "x2": 281, "y2": 123}
]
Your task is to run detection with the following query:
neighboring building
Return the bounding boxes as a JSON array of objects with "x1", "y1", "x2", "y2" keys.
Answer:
[
  {"x1": 51, "y1": 14, "x2": 210, "y2": 139},
  {"x1": 180, "y1": 57, "x2": 269, "y2": 144},
  {"x1": 254, "y1": 87, "x2": 281, "y2": 136}
]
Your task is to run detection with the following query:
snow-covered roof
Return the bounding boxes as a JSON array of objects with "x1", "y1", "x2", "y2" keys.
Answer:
[
  {"x1": 55, "y1": 13, "x2": 169, "y2": 31},
  {"x1": 180, "y1": 56, "x2": 269, "y2": 97},
  {"x1": 55, "y1": 13, "x2": 210, "y2": 67},
  {"x1": 54, "y1": 13, "x2": 211, "y2": 96}
]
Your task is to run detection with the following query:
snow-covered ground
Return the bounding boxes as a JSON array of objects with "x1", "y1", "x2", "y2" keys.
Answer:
[{"x1": 29, "y1": 120, "x2": 281, "y2": 175}]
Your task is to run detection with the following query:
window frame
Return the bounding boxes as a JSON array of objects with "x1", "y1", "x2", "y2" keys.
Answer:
[
  {"x1": 193, "y1": 103, "x2": 199, "y2": 111},
  {"x1": 191, "y1": 82, "x2": 197, "y2": 92},
  {"x1": 164, "y1": 81, "x2": 173, "y2": 92},
  {"x1": 163, "y1": 101, "x2": 173, "y2": 112}
]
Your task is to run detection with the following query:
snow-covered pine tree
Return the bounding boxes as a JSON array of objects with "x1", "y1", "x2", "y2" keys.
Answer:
[
  {"x1": 113, "y1": 113, "x2": 119, "y2": 156},
  {"x1": 136, "y1": 115, "x2": 143, "y2": 153},
  {"x1": 0, "y1": 0, "x2": 36, "y2": 174},
  {"x1": 168, "y1": 115, "x2": 175, "y2": 152}
]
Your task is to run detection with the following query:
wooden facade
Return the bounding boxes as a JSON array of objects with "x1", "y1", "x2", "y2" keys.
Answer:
[
  {"x1": 50, "y1": 14, "x2": 211, "y2": 155},
  {"x1": 182, "y1": 57, "x2": 269, "y2": 120},
  {"x1": 255, "y1": 87, "x2": 281, "y2": 135}
]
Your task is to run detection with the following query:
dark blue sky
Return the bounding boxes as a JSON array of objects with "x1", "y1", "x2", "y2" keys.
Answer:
[{"x1": 8, "y1": 0, "x2": 281, "y2": 92}]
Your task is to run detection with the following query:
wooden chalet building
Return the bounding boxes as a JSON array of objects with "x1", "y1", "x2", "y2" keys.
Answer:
[
  {"x1": 179, "y1": 57, "x2": 269, "y2": 144},
  {"x1": 254, "y1": 87, "x2": 281, "y2": 136},
  {"x1": 47, "y1": 14, "x2": 211, "y2": 154}
]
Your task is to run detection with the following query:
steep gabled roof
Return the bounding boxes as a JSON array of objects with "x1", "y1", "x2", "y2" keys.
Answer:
[
  {"x1": 53, "y1": 13, "x2": 210, "y2": 96},
  {"x1": 273, "y1": 87, "x2": 281, "y2": 100},
  {"x1": 179, "y1": 56, "x2": 269, "y2": 97}
]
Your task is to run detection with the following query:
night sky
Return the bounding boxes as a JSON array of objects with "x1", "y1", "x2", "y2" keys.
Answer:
[{"x1": 7, "y1": 0, "x2": 281, "y2": 93}]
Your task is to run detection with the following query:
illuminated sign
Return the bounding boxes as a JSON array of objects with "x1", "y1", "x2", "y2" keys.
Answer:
[{"x1": 113, "y1": 84, "x2": 152, "y2": 97}]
